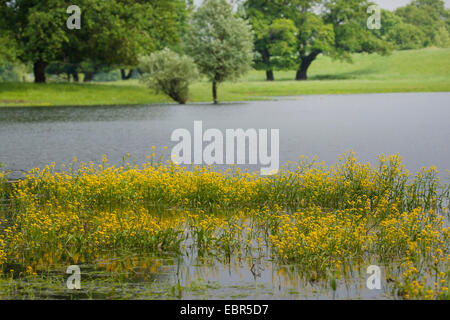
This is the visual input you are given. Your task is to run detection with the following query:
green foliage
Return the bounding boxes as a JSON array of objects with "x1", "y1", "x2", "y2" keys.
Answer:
[
  {"x1": 185, "y1": 0, "x2": 254, "y2": 103},
  {"x1": 0, "y1": 1, "x2": 68, "y2": 64},
  {"x1": 434, "y1": 26, "x2": 450, "y2": 48},
  {"x1": 245, "y1": 0, "x2": 390, "y2": 80},
  {"x1": 377, "y1": 10, "x2": 404, "y2": 37},
  {"x1": 2, "y1": 47, "x2": 450, "y2": 106},
  {"x1": 0, "y1": 0, "x2": 189, "y2": 83},
  {"x1": 396, "y1": 0, "x2": 448, "y2": 47},
  {"x1": 0, "y1": 33, "x2": 18, "y2": 63},
  {"x1": 139, "y1": 48, "x2": 199, "y2": 104},
  {"x1": 296, "y1": 12, "x2": 335, "y2": 56},
  {"x1": 386, "y1": 23, "x2": 427, "y2": 50},
  {"x1": 323, "y1": 0, "x2": 389, "y2": 58},
  {"x1": 0, "y1": 64, "x2": 28, "y2": 82},
  {"x1": 245, "y1": 1, "x2": 299, "y2": 75},
  {"x1": 267, "y1": 19, "x2": 299, "y2": 70}
]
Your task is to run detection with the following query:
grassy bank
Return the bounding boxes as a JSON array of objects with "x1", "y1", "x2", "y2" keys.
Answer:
[{"x1": 1, "y1": 48, "x2": 449, "y2": 107}]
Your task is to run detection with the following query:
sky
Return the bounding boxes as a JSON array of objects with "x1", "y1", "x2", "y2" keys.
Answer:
[
  {"x1": 374, "y1": 0, "x2": 450, "y2": 10},
  {"x1": 193, "y1": 0, "x2": 450, "y2": 11}
]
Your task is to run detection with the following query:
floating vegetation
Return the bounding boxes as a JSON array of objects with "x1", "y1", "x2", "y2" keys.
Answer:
[{"x1": 0, "y1": 152, "x2": 448, "y2": 299}]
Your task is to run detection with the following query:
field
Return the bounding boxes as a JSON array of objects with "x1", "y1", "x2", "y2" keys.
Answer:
[
  {"x1": 0, "y1": 152, "x2": 449, "y2": 299},
  {"x1": 1, "y1": 48, "x2": 449, "y2": 107}
]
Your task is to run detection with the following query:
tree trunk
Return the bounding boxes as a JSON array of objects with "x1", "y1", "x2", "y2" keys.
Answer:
[
  {"x1": 212, "y1": 82, "x2": 218, "y2": 104},
  {"x1": 295, "y1": 51, "x2": 321, "y2": 81},
  {"x1": 296, "y1": 67, "x2": 308, "y2": 81},
  {"x1": 83, "y1": 72, "x2": 94, "y2": 82},
  {"x1": 72, "y1": 72, "x2": 79, "y2": 82},
  {"x1": 120, "y1": 69, "x2": 134, "y2": 80},
  {"x1": 266, "y1": 70, "x2": 274, "y2": 81},
  {"x1": 261, "y1": 49, "x2": 274, "y2": 81},
  {"x1": 33, "y1": 61, "x2": 47, "y2": 83}
]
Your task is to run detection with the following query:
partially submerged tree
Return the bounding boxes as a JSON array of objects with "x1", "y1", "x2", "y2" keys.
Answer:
[
  {"x1": 139, "y1": 49, "x2": 199, "y2": 104},
  {"x1": 185, "y1": 0, "x2": 254, "y2": 104}
]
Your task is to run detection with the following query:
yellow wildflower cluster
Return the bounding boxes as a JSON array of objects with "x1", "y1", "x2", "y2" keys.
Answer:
[
  {"x1": 6, "y1": 152, "x2": 447, "y2": 212},
  {"x1": 0, "y1": 152, "x2": 448, "y2": 299}
]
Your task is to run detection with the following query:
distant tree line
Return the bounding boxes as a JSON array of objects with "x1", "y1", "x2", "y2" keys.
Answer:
[
  {"x1": 0, "y1": 0, "x2": 449, "y2": 84},
  {"x1": 0, "y1": 0, "x2": 192, "y2": 83},
  {"x1": 245, "y1": 0, "x2": 450, "y2": 81}
]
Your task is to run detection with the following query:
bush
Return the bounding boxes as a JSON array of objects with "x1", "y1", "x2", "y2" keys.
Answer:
[
  {"x1": 386, "y1": 23, "x2": 426, "y2": 50},
  {"x1": 139, "y1": 49, "x2": 199, "y2": 104},
  {"x1": 0, "y1": 63, "x2": 28, "y2": 82},
  {"x1": 434, "y1": 26, "x2": 450, "y2": 48}
]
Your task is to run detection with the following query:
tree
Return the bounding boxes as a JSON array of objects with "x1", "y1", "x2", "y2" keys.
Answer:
[
  {"x1": 185, "y1": 0, "x2": 254, "y2": 104},
  {"x1": 0, "y1": 33, "x2": 18, "y2": 64},
  {"x1": 315, "y1": 0, "x2": 389, "y2": 80},
  {"x1": 119, "y1": 0, "x2": 192, "y2": 81},
  {"x1": 266, "y1": 19, "x2": 299, "y2": 78},
  {"x1": 386, "y1": 23, "x2": 426, "y2": 50},
  {"x1": 139, "y1": 48, "x2": 199, "y2": 104},
  {"x1": 294, "y1": 12, "x2": 335, "y2": 80},
  {"x1": 244, "y1": 0, "x2": 389, "y2": 81},
  {"x1": 0, "y1": 0, "x2": 189, "y2": 83},
  {"x1": 395, "y1": 0, "x2": 448, "y2": 47},
  {"x1": 244, "y1": 1, "x2": 298, "y2": 80},
  {"x1": 434, "y1": 26, "x2": 450, "y2": 48},
  {"x1": 0, "y1": 0, "x2": 69, "y2": 83}
]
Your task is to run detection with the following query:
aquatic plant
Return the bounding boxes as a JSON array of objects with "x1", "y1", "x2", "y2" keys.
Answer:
[{"x1": 0, "y1": 152, "x2": 448, "y2": 299}]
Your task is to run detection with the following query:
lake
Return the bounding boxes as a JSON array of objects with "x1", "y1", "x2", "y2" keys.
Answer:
[
  {"x1": 1, "y1": 92, "x2": 449, "y2": 300},
  {"x1": 1, "y1": 92, "x2": 449, "y2": 178}
]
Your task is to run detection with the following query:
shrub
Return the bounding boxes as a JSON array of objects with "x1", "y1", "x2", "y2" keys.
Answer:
[
  {"x1": 434, "y1": 26, "x2": 450, "y2": 48},
  {"x1": 139, "y1": 49, "x2": 199, "y2": 104},
  {"x1": 386, "y1": 23, "x2": 426, "y2": 50}
]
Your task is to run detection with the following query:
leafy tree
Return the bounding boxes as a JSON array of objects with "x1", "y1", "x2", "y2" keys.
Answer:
[
  {"x1": 386, "y1": 23, "x2": 426, "y2": 50},
  {"x1": 320, "y1": 0, "x2": 390, "y2": 76},
  {"x1": 119, "y1": 0, "x2": 192, "y2": 80},
  {"x1": 139, "y1": 48, "x2": 199, "y2": 104},
  {"x1": 0, "y1": 0, "x2": 68, "y2": 83},
  {"x1": 395, "y1": 0, "x2": 448, "y2": 47},
  {"x1": 369, "y1": 9, "x2": 403, "y2": 40},
  {"x1": 65, "y1": 0, "x2": 188, "y2": 82},
  {"x1": 294, "y1": 11, "x2": 335, "y2": 80},
  {"x1": 434, "y1": 26, "x2": 450, "y2": 48},
  {"x1": 0, "y1": 0, "x2": 189, "y2": 83},
  {"x1": 244, "y1": 0, "x2": 389, "y2": 81},
  {"x1": 266, "y1": 19, "x2": 299, "y2": 75},
  {"x1": 0, "y1": 33, "x2": 18, "y2": 64},
  {"x1": 244, "y1": 1, "x2": 298, "y2": 80},
  {"x1": 185, "y1": 0, "x2": 254, "y2": 104}
]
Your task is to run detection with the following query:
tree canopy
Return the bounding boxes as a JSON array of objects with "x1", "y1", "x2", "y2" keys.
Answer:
[
  {"x1": 0, "y1": 0, "x2": 190, "y2": 82},
  {"x1": 244, "y1": 0, "x2": 390, "y2": 80},
  {"x1": 185, "y1": 0, "x2": 254, "y2": 103},
  {"x1": 1, "y1": 0, "x2": 449, "y2": 85}
]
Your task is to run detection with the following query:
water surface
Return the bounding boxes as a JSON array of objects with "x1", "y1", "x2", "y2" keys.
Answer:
[{"x1": 1, "y1": 92, "x2": 449, "y2": 178}]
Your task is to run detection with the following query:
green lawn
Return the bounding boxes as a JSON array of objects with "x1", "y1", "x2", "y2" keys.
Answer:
[{"x1": 1, "y1": 47, "x2": 449, "y2": 107}]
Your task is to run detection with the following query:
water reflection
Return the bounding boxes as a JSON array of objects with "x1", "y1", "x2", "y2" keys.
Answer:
[{"x1": 1, "y1": 93, "x2": 449, "y2": 180}]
